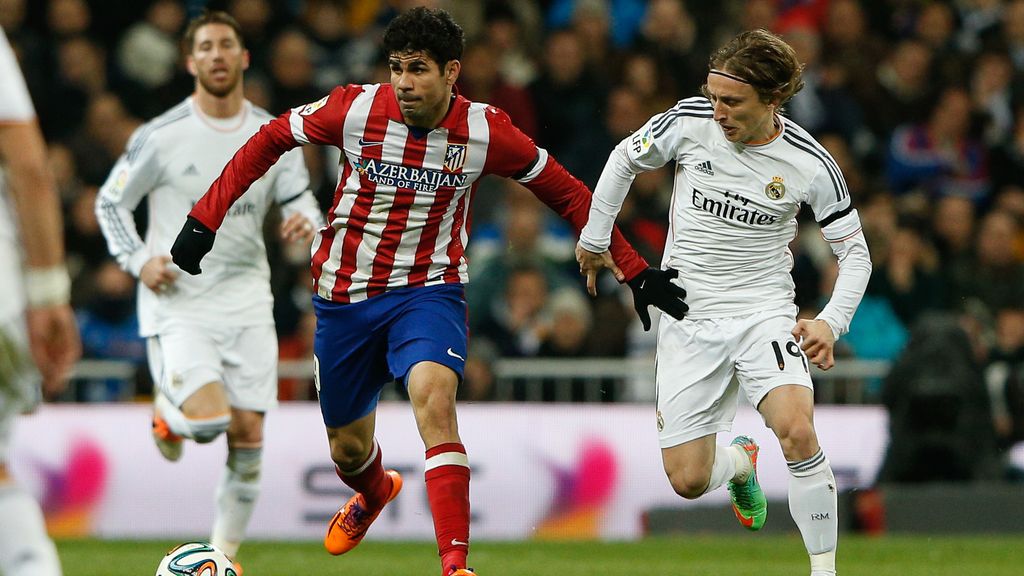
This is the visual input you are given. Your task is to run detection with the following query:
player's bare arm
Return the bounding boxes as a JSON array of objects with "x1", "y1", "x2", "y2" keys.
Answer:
[
  {"x1": 0, "y1": 117, "x2": 81, "y2": 397},
  {"x1": 791, "y1": 318, "x2": 836, "y2": 370}
]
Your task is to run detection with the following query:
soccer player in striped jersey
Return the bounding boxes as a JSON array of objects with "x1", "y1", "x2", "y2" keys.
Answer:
[
  {"x1": 170, "y1": 7, "x2": 685, "y2": 576},
  {"x1": 578, "y1": 29, "x2": 872, "y2": 576},
  {"x1": 0, "y1": 27, "x2": 81, "y2": 576},
  {"x1": 95, "y1": 11, "x2": 323, "y2": 568}
]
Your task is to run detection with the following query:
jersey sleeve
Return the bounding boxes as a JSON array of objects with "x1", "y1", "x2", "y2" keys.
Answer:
[
  {"x1": 577, "y1": 100, "x2": 704, "y2": 255},
  {"x1": 271, "y1": 148, "x2": 312, "y2": 205},
  {"x1": 95, "y1": 124, "x2": 162, "y2": 276},
  {"x1": 0, "y1": 29, "x2": 35, "y2": 122},
  {"x1": 286, "y1": 84, "x2": 363, "y2": 146},
  {"x1": 802, "y1": 152, "x2": 871, "y2": 338},
  {"x1": 190, "y1": 86, "x2": 362, "y2": 231},
  {"x1": 623, "y1": 98, "x2": 707, "y2": 171},
  {"x1": 483, "y1": 106, "x2": 648, "y2": 280},
  {"x1": 273, "y1": 148, "x2": 324, "y2": 227},
  {"x1": 805, "y1": 161, "x2": 860, "y2": 242}
]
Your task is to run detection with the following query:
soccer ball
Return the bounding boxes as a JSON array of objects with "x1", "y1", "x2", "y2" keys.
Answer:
[{"x1": 155, "y1": 542, "x2": 238, "y2": 576}]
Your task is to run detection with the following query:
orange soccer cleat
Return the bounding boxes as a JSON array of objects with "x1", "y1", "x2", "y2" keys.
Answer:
[{"x1": 324, "y1": 470, "x2": 403, "y2": 555}]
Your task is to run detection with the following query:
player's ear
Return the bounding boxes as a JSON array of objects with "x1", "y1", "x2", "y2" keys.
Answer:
[
  {"x1": 242, "y1": 48, "x2": 251, "y2": 72},
  {"x1": 445, "y1": 60, "x2": 461, "y2": 87},
  {"x1": 186, "y1": 55, "x2": 198, "y2": 78}
]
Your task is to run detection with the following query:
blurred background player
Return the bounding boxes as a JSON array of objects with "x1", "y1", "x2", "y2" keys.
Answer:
[
  {"x1": 577, "y1": 29, "x2": 872, "y2": 576},
  {"x1": 94, "y1": 11, "x2": 322, "y2": 567},
  {"x1": 169, "y1": 7, "x2": 682, "y2": 576},
  {"x1": 0, "y1": 26, "x2": 81, "y2": 576}
]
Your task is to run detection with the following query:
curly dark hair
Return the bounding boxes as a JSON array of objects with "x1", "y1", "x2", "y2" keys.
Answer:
[
  {"x1": 382, "y1": 7, "x2": 464, "y2": 66},
  {"x1": 707, "y1": 29, "x2": 804, "y2": 106}
]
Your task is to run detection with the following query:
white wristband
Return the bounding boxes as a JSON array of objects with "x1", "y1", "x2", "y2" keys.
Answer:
[{"x1": 24, "y1": 265, "x2": 72, "y2": 308}]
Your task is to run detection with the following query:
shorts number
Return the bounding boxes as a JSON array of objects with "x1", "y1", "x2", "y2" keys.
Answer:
[{"x1": 770, "y1": 340, "x2": 808, "y2": 373}]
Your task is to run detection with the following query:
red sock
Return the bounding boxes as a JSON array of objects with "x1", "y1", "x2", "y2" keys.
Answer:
[
  {"x1": 335, "y1": 439, "x2": 391, "y2": 509},
  {"x1": 424, "y1": 442, "x2": 470, "y2": 575}
]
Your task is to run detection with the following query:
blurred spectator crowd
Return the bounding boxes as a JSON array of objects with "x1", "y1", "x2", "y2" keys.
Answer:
[{"x1": 3, "y1": 0, "x2": 1024, "y2": 460}]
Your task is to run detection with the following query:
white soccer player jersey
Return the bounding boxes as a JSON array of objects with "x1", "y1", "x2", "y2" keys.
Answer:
[
  {"x1": 582, "y1": 96, "x2": 863, "y2": 320},
  {"x1": 96, "y1": 97, "x2": 321, "y2": 337},
  {"x1": 0, "y1": 28, "x2": 37, "y2": 322}
]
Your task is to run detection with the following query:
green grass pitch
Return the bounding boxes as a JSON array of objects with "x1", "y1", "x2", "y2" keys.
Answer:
[{"x1": 58, "y1": 535, "x2": 1022, "y2": 575}]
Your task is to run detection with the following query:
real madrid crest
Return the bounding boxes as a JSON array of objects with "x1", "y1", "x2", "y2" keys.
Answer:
[
  {"x1": 764, "y1": 175, "x2": 786, "y2": 200},
  {"x1": 656, "y1": 410, "x2": 664, "y2": 432}
]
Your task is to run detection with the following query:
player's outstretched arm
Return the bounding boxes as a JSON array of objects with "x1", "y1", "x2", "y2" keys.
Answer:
[
  {"x1": 0, "y1": 121, "x2": 81, "y2": 396},
  {"x1": 481, "y1": 105, "x2": 648, "y2": 291}
]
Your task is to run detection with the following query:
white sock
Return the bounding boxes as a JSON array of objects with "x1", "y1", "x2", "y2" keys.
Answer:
[
  {"x1": 211, "y1": 447, "x2": 262, "y2": 559},
  {"x1": 703, "y1": 445, "x2": 744, "y2": 494},
  {"x1": 0, "y1": 483, "x2": 62, "y2": 576},
  {"x1": 788, "y1": 450, "x2": 838, "y2": 574}
]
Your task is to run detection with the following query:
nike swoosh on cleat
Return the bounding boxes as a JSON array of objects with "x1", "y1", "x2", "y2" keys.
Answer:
[
  {"x1": 358, "y1": 138, "x2": 385, "y2": 147},
  {"x1": 450, "y1": 538, "x2": 469, "y2": 546},
  {"x1": 446, "y1": 348, "x2": 465, "y2": 361},
  {"x1": 193, "y1": 228, "x2": 206, "y2": 233},
  {"x1": 735, "y1": 509, "x2": 755, "y2": 528}
]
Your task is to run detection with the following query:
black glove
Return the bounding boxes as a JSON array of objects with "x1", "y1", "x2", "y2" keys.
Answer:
[
  {"x1": 627, "y1": 268, "x2": 688, "y2": 331},
  {"x1": 171, "y1": 216, "x2": 216, "y2": 275}
]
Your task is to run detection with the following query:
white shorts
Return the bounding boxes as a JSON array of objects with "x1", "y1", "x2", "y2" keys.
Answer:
[
  {"x1": 0, "y1": 314, "x2": 39, "y2": 464},
  {"x1": 147, "y1": 324, "x2": 279, "y2": 412},
  {"x1": 655, "y1": 306, "x2": 813, "y2": 448}
]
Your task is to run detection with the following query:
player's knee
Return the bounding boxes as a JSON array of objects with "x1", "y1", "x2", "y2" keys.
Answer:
[
  {"x1": 409, "y1": 387, "x2": 457, "y2": 441},
  {"x1": 227, "y1": 446, "x2": 262, "y2": 482},
  {"x1": 330, "y1": 436, "x2": 373, "y2": 472},
  {"x1": 184, "y1": 413, "x2": 232, "y2": 443},
  {"x1": 666, "y1": 467, "x2": 710, "y2": 500}
]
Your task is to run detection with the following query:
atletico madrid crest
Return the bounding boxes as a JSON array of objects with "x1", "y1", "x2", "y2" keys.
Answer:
[{"x1": 443, "y1": 143, "x2": 467, "y2": 172}]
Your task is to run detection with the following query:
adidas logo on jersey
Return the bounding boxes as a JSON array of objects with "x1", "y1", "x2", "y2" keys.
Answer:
[
  {"x1": 183, "y1": 164, "x2": 199, "y2": 176},
  {"x1": 693, "y1": 160, "x2": 715, "y2": 176}
]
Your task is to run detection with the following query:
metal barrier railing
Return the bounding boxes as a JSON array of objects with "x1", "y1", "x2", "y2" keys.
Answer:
[{"x1": 67, "y1": 357, "x2": 892, "y2": 404}]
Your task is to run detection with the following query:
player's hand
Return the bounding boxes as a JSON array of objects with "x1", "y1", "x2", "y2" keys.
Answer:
[
  {"x1": 575, "y1": 243, "x2": 624, "y2": 296},
  {"x1": 26, "y1": 304, "x2": 81, "y2": 399},
  {"x1": 792, "y1": 319, "x2": 835, "y2": 370},
  {"x1": 171, "y1": 216, "x2": 216, "y2": 275},
  {"x1": 627, "y1": 268, "x2": 688, "y2": 331},
  {"x1": 280, "y1": 213, "x2": 317, "y2": 243},
  {"x1": 140, "y1": 255, "x2": 179, "y2": 294}
]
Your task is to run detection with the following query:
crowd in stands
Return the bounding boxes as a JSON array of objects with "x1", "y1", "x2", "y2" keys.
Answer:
[{"x1": 3, "y1": 0, "x2": 1024, "y2": 455}]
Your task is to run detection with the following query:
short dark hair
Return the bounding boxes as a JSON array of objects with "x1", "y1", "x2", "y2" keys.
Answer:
[
  {"x1": 707, "y1": 29, "x2": 804, "y2": 105},
  {"x1": 182, "y1": 10, "x2": 245, "y2": 54},
  {"x1": 382, "y1": 7, "x2": 464, "y2": 66}
]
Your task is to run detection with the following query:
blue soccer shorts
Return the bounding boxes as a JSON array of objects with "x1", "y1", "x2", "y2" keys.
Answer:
[{"x1": 312, "y1": 283, "x2": 468, "y2": 428}]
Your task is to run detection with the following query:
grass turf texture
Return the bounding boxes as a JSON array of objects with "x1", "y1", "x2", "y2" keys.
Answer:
[{"x1": 59, "y1": 535, "x2": 1021, "y2": 575}]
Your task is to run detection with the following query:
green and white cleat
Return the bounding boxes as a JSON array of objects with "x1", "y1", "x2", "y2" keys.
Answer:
[{"x1": 727, "y1": 435, "x2": 767, "y2": 531}]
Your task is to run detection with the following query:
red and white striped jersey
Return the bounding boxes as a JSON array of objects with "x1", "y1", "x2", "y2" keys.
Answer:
[{"x1": 191, "y1": 83, "x2": 647, "y2": 303}]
